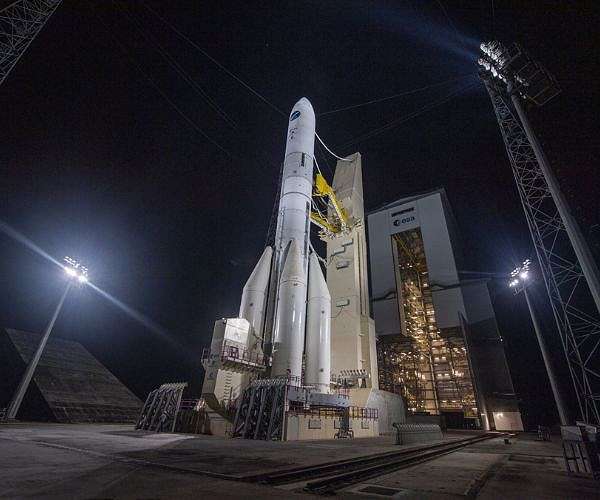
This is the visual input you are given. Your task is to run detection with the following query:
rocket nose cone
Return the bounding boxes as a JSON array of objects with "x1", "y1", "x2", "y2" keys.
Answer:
[
  {"x1": 296, "y1": 97, "x2": 312, "y2": 107},
  {"x1": 290, "y1": 97, "x2": 315, "y2": 118}
]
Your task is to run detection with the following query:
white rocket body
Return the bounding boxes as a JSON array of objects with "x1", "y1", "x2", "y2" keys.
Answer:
[
  {"x1": 274, "y1": 97, "x2": 315, "y2": 273},
  {"x1": 270, "y1": 97, "x2": 315, "y2": 380},
  {"x1": 271, "y1": 239, "x2": 307, "y2": 378},
  {"x1": 237, "y1": 97, "x2": 330, "y2": 389},
  {"x1": 305, "y1": 252, "x2": 331, "y2": 393}
]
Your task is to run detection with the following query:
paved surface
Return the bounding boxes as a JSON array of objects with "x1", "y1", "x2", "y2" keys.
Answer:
[
  {"x1": 0, "y1": 423, "x2": 597, "y2": 499},
  {"x1": 1, "y1": 423, "x2": 316, "y2": 499},
  {"x1": 340, "y1": 434, "x2": 599, "y2": 499}
]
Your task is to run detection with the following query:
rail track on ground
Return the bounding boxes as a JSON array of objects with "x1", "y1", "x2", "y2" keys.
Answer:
[{"x1": 242, "y1": 432, "x2": 502, "y2": 495}]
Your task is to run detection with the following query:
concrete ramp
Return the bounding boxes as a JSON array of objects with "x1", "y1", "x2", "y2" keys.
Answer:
[{"x1": 1, "y1": 328, "x2": 142, "y2": 423}]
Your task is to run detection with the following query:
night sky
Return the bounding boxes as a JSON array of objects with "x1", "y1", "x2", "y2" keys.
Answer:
[{"x1": 1, "y1": 1, "x2": 598, "y2": 428}]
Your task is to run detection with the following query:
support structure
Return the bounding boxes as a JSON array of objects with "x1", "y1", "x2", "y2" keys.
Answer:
[
  {"x1": 232, "y1": 378, "x2": 287, "y2": 440},
  {"x1": 522, "y1": 285, "x2": 569, "y2": 425},
  {"x1": 135, "y1": 382, "x2": 187, "y2": 432},
  {"x1": 5, "y1": 280, "x2": 71, "y2": 420},
  {"x1": 480, "y1": 41, "x2": 600, "y2": 424},
  {"x1": 0, "y1": 0, "x2": 62, "y2": 87}
]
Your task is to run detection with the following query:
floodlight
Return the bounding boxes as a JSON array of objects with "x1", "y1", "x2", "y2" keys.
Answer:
[
  {"x1": 508, "y1": 259, "x2": 533, "y2": 289},
  {"x1": 63, "y1": 256, "x2": 89, "y2": 285}
]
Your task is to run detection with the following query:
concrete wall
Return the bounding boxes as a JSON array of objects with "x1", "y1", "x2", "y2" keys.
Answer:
[
  {"x1": 201, "y1": 319, "x2": 245, "y2": 409},
  {"x1": 1, "y1": 328, "x2": 142, "y2": 423},
  {"x1": 350, "y1": 387, "x2": 406, "y2": 435},
  {"x1": 460, "y1": 281, "x2": 522, "y2": 428},
  {"x1": 327, "y1": 154, "x2": 378, "y2": 386},
  {"x1": 284, "y1": 413, "x2": 379, "y2": 441},
  {"x1": 493, "y1": 411, "x2": 524, "y2": 431}
]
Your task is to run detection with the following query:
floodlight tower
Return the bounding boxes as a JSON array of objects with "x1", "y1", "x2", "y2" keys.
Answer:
[
  {"x1": 0, "y1": 0, "x2": 62, "y2": 87},
  {"x1": 4, "y1": 257, "x2": 88, "y2": 421},
  {"x1": 509, "y1": 259, "x2": 569, "y2": 425},
  {"x1": 479, "y1": 41, "x2": 600, "y2": 424}
]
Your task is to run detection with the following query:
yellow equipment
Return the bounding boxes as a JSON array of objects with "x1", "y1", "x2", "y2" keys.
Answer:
[{"x1": 310, "y1": 173, "x2": 350, "y2": 237}]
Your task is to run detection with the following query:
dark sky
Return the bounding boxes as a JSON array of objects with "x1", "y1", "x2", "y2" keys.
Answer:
[{"x1": 1, "y1": 1, "x2": 598, "y2": 427}]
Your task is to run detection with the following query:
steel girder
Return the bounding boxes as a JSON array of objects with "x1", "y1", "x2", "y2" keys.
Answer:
[
  {"x1": 232, "y1": 379, "x2": 287, "y2": 440},
  {"x1": 135, "y1": 382, "x2": 187, "y2": 432},
  {"x1": 484, "y1": 82, "x2": 600, "y2": 424},
  {"x1": 0, "y1": 0, "x2": 62, "y2": 86}
]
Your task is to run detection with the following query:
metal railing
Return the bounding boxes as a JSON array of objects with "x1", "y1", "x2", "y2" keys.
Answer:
[
  {"x1": 201, "y1": 341, "x2": 267, "y2": 368},
  {"x1": 289, "y1": 405, "x2": 378, "y2": 420}
]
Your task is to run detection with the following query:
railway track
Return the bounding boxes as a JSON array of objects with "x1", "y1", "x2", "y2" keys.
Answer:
[{"x1": 244, "y1": 433, "x2": 502, "y2": 495}]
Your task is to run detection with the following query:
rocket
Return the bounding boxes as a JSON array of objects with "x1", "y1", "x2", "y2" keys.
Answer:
[{"x1": 238, "y1": 97, "x2": 331, "y2": 392}]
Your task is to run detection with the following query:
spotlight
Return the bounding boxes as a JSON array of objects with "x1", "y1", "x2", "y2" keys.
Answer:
[
  {"x1": 63, "y1": 256, "x2": 89, "y2": 285},
  {"x1": 508, "y1": 259, "x2": 532, "y2": 289}
]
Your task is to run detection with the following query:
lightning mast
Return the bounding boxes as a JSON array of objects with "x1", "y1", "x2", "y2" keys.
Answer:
[
  {"x1": 0, "y1": 0, "x2": 62, "y2": 87},
  {"x1": 479, "y1": 41, "x2": 600, "y2": 425}
]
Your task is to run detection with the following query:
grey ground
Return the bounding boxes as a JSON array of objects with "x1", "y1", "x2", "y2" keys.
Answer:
[{"x1": 0, "y1": 423, "x2": 597, "y2": 499}]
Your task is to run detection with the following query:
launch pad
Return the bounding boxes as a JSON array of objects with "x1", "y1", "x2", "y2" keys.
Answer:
[
  {"x1": 2, "y1": 422, "x2": 597, "y2": 499},
  {"x1": 139, "y1": 96, "x2": 524, "y2": 441}
]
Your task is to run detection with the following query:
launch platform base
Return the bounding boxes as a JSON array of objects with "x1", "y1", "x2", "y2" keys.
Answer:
[{"x1": 1, "y1": 423, "x2": 598, "y2": 499}]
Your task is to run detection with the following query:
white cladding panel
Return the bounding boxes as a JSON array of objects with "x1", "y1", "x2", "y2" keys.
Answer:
[
  {"x1": 368, "y1": 209, "x2": 400, "y2": 335},
  {"x1": 201, "y1": 319, "x2": 247, "y2": 402},
  {"x1": 223, "y1": 317, "x2": 251, "y2": 345},
  {"x1": 417, "y1": 195, "x2": 460, "y2": 286},
  {"x1": 388, "y1": 203, "x2": 419, "y2": 234},
  {"x1": 460, "y1": 280, "x2": 496, "y2": 324}
]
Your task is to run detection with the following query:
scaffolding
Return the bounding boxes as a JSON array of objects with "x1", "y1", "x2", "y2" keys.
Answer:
[{"x1": 0, "y1": 0, "x2": 62, "y2": 87}]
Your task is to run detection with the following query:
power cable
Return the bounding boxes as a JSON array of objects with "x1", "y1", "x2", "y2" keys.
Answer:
[
  {"x1": 316, "y1": 132, "x2": 352, "y2": 162},
  {"x1": 313, "y1": 156, "x2": 323, "y2": 176},
  {"x1": 318, "y1": 74, "x2": 473, "y2": 117},
  {"x1": 142, "y1": 1, "x2": 286, "y2": 118},
  {"x1": 309, "y1": 242, "x2": 327, "y2": 265},
  {"x1": 117, "y1": 2, "x2": 237, "y2": 129},
  {"x1": 435, "y1": 0, "x2": 471, "y2": 56},
  {"x1": 94, "y1": 11, "x2": 236, "y2": 159},
  {"x1": 315, "y1": 140, "x2": 334, "y2": 177},
  {"x1": 337, "y1": 80, "x2": 477, "y2": 151}
]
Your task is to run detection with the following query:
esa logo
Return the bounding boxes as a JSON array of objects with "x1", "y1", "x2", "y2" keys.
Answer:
[
  {"x1": 290, "y1": 110, "x2": 301, "y2": 121},
  {"x1": 393, "y1": 216, "x2": 415, "y2": 226}
]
